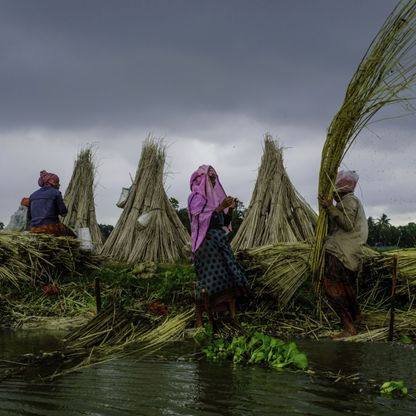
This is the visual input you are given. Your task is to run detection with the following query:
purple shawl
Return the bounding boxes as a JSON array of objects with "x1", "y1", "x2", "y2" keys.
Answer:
[{"x1": 187, "y1": 165, "x2": 230, "y2": 253}]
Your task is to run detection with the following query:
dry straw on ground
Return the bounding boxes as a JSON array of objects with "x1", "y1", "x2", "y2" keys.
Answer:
[
  {"x1": 63, "y1": 147, "x2": 103, "y2": 251},
  {"x1": 101, "y1": 137, "x2": 190, "y2": 264},
  {"x1": 50, "y1": 306, "x2": 194, "y2": 378},
  {"x1": 231, "y1": 135, "x2": 317, "y2": 251},
  {"x1": 311, "y1": 1, "x2": 416, "y2": 282}
]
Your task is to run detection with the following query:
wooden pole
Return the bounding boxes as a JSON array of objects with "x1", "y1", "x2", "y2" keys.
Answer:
[
  {"x1": 388, "y1": 255, "x2": 398, "y2": 342},
  {"x1": 95, "y1": 277, "x2": 102, "y2": 314}
]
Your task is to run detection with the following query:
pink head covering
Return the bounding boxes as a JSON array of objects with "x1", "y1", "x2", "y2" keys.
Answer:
[
  {"x1": 38, "y1": 170, "x2": 59, "y2": 187},
  {"x1": 188, "y1": 165, "x2": 229, "y2": 253},
  {"x1": 335, "y1": 170, "x2": 359, "y2": 193}
]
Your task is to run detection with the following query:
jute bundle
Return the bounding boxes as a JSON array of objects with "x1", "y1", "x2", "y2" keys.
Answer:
[
  {"x1": 243, "y1": 242, "x2": 312, "y2": 309},
  {"x1": 242, "y1": 242, "x2": 416, "y2": 312},
  {"x1": 63, "y1": 147, "x2": 103, "y2": 250},
  {"x1": 0, "y1": 232, "x2": 99, "y2": 287},
  {"x1": 232, "y1": 135, "x2": 317, "y2": 251},
  {"x1": 311, "y1": 1, "x2": 416, "y2": 282},
  {"x1": 101, "y1": 137, "x2": 190, "y2": 263}
]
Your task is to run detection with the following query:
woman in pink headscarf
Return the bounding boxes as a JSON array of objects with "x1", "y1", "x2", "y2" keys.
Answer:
[
  {"x1": 319, "y1": 170, "x2": 368, "y2": 338},
  {"x1": 188, "y1": 165, "x2": 247, "y2": 327}
]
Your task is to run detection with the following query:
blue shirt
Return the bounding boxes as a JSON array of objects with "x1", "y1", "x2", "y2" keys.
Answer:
[{"x1": 28, "y1": 187, "x2": 68, "y2": 227}]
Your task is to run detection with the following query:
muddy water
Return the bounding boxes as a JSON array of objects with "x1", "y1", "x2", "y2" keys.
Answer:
[{"x1": 0, "y1": 329, "x2": 415, "y2": 416}]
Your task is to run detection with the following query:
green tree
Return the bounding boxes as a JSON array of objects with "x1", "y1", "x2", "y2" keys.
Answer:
[
  {"x1": 98, "y1": 224, "x2": 114, "y2": 241},
  {"x1": 397, "y1": 222, "x2": 416, "y2": 248},
  {"x1": 367, "y1": 214, "x2": 415, "y2": 248},
  {"x1": 376, "y1": 213, "x2": 391, "y2": 227},
  {"x1": 229, "y1": 200, "x2": 246, "y2": 240},
  {"x1": 0, "y1": 222, "x2": 4, "y2": 230},
  {"x1": 376, "y1": 213, "x2": 392, "y2": 245},
  {"x1": 169, "y1": 197, "x2": 179, "y2": 211},
  {"x1": 169, "y1": 197, "x2": 190, "y2": 234},
  {"x1": 177, "y1": 208, "x2": 191, "y2": 234},
  {"x1": 367, "y1": 216, "x2": 377, "y2": 246}
]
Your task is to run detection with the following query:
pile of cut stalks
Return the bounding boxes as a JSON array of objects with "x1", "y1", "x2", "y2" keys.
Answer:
[
  {"x1": 238, "y1": 243, "x2": 416, "y2": 343},
  {"x1": 101, "y1": 137, "x2": 190, "y2": 263},
  {"x1": 0, "y1": 231, "x2": 100, "y2": 326},
  {"x1": 232, "y1": 135, "x2": 317, "y2": 251}
]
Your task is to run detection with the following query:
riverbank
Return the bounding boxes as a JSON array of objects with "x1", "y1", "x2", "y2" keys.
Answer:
[{"x1": 2, "y1": 253, "x2": 415, "y2": 344}]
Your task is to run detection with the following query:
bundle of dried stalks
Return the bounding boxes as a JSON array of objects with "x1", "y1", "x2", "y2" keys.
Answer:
[
  {"x1": 232, "y1": 135, "x2": 317, "y2": 251},
  {"x1": 63, "y1": 147, "x2": 103, "y2": 250},
  {"x1": 242, "y1": 241, "x2": 416, "y2": 329},
  {"x1": 101, "y1": 137, "x2": 190, "y2": 263},
  {"x1": 311, "y1": 1, "x2": 416, "y2": 282},
  {"x1": 0, "y1": 232, "x2": 99, "y2": 287},
  {"x1": 243, "y1": 242, "x2": 312, "y2": 309}
]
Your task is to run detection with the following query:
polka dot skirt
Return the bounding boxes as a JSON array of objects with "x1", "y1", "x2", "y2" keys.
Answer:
[{"x1": 194, "y1": 228, "x2": 247, "y2": 298}]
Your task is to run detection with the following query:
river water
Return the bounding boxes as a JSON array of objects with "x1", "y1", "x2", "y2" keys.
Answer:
[{"x1": 0, "y1": 329, "x2": 415, "y2": 416}]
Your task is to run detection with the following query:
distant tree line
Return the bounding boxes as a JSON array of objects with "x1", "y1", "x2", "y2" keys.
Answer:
[
  {"x1": 367, "y1": 214, "x2": 416, "y2": 248},
  {"x1": 170, "y1": 203, "x2": 416, "y2": 248}
]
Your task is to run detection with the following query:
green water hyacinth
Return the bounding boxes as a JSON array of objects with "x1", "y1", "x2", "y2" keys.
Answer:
[
  {"x1": 202, "y1": 332, "x2": 308, "y2": 371},
  {"x1": 380, "y1": 381, "x2": 408, "y2": 397}
]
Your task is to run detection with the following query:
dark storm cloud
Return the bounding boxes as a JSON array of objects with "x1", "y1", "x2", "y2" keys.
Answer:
[
  {"x1": 2, "y1": 0, "x2": 415, "y2": 227},
  {"x1": 0, "y1": 0, "x2": 397, "y2": 132}
]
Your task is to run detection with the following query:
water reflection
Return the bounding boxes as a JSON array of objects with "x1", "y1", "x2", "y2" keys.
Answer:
[{"x1": 0, "y1": 331, "x2": 415, "y2": 416}]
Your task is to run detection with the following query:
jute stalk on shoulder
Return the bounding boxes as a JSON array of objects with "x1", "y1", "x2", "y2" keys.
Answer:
[{"x1": 311, "y1": 1, "x2": 416, "y2": 288}]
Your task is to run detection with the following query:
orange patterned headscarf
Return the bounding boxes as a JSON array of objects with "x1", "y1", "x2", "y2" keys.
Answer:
[{"x1": 38, "y1": 170, "x2": 59, "y2": 187}]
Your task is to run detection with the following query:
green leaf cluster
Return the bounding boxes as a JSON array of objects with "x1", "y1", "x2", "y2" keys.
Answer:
[
  {"x1": 150, "y1": 266, "x2": 195, "y2": 301},
  {"x1": 380, "y1": 380, "x2": 408, "y2": 397},
  {"x1": 399, "y1": 335, "x2": 413, "y2": 345},
  {"x1": 202, "y1": 332, "x2": 308, "y2": 371}
]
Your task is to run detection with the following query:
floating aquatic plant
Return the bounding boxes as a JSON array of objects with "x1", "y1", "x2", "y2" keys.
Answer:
[
  {"x1": 200, "y1": 331, "x2": 308, "y2": 371},
  {"x1": 380, "y1": 380, "x2": 408, "y2": 397}
]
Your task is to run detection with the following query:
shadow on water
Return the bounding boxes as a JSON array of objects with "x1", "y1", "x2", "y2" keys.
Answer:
[{"x1": 0, "y1": 329, "x2": 415, "y2": 416}]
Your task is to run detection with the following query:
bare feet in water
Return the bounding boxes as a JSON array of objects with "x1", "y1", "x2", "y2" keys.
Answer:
[
  {"x1": 332, "y1": 329, "x2": 357, "y2": 339},
  {"x1": 332, "y1": 319, "x2": 357, "y2": 339}
]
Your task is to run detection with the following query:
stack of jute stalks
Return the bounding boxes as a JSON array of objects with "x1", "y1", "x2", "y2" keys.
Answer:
[
  {"x1": 240, "y1": 242, "x2": 312, "y2": 309},
  {"x1": 101, "y1": 137, "x2": 190, "y2": 263},
  {"x1": 63, "y1": 147, "x2": 103, "y2": 251},
  {"x1": 232, "y1": 135, "x2": 317, "y2": 251},
  {"x1": 241, "y1": 243, "x2": 416, "y2": 310},
  {"x1": 0, "y1": 232, "x2": 99, "y2": 287},
  {"x1": 311, "y1": 1, "x2": 416, "y2": 282}
]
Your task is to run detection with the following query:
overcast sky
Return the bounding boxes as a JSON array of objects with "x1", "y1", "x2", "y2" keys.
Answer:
[{"x1": 1, "y1": 0, "x2": 415, "y2": 226}]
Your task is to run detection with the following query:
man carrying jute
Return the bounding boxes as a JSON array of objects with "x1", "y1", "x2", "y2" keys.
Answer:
[{"x1": 319, "y1": 170, "x2": 368, "y2": 338}]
